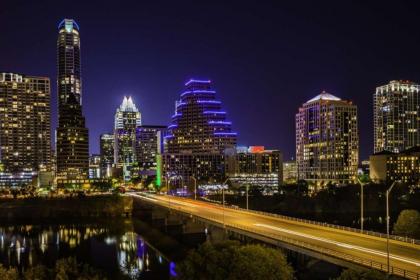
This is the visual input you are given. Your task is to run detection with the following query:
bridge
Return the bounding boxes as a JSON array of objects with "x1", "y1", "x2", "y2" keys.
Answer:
[{"x1": 128, "y1": 192, "x2": 420, "y2": 279}]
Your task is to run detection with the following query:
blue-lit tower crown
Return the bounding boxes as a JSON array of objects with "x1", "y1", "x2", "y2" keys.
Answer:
[{"x1": 166, "y1": 79, "x2": 237, "y2": 153}]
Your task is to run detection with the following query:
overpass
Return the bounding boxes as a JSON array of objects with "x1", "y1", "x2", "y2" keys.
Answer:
[{"x1": 128, "y1": 192, "x2": 420, "y2": 279}]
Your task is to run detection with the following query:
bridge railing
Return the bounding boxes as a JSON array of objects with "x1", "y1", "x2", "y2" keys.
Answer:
[
  {"x1": 199, "y1": 212, "x2": 420, "y2": 280},
  {"x1": 218, "y1": 203, "x2": 420, "y2": 246}
]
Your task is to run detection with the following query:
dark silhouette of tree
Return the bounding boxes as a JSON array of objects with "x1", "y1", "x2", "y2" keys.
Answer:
[
  {"x1": 335, "y1": 268, "x2": 391, "y2": 280},
  {"x1": 177, "y1": 241, "x2": 293, "y2": 280},
  {"x1": 393, "y1": 209, "x2": 420, "y2": 239},
  {"x1": 0, "y1": 264, "x2": 18, "y2": 280}
]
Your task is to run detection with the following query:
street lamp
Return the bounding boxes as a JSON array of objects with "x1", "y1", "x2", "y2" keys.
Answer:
[
  {"x1": 191, "y1": 176, "x2": 197, "y2": 200},
  {"x1": 386, "y1": 180, "x2": 400, "y2": 274},
  {"x1": 245, "y1": 184, "x2": 249, "y2": 210},
  {"x1": 222, "y1": 178, "x2": 229, "y2": 227},
  {"x1": 357, "y1": 178, "x2": 367, "y2": 232}
]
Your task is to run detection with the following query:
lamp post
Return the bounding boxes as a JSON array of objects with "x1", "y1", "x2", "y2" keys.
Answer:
[
  {"x1": 222, "y1": 178, "x2": 229, "y2": 227},
  {"x1": 246, "y1": 184, "x2": 249, "y2": 210},
  {"x1": 357, "y1": 178, "x2": 367, "y2": 232},
  {"x1": 191, "y1": 176, "x2": 197, "y2": 200},
  {"x1": 386, "y1": 180, "x2": 399, "y2": 274},
  {"x1": 164, "y1": 175, "x2": 171, "y2": 207}
]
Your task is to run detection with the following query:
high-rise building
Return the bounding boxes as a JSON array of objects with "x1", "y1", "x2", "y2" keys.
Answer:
[
  {"x1": 136, "y1": 125, "x2": 166, "y2": 172},
  {"x1": 162, "y1": 153, "x2": 225, "y2": 183},
  {"x1": 283, "y1": 160, "x2": 297, "y2": 183},
  {"x1": 163, "y1": 79, "x2": 236, "y2": 185},
  {"x1": 370, "y1": 147, "x2": 420, "y2": 185},
  {"x1": 99, "y1": 133, "x2": 114, "y2": 178},
  {"x1": 0, "y1": 73, "x2": 51, "y2": 173},
  {"x1": 165, "y1": 79, "x2": 236, "y2": 154},
  {"x1": 374, "y1": 80, "x2": 420, "y2": 153},
  {"x1": 225, "y1": 146, "x2": 283, "y2": 187},
  {"x1": 114, "y1": 96, "x2": 141, "y2": 170},
  {"x1": 296, "y1": 91, "x2": 358, "y2": 184},
  {"x1": 89, "y1": 154, "x2": 101, "y2": 179},
  {"x1": 56, "y1": 19, "x2": 89, "y2": 179}
]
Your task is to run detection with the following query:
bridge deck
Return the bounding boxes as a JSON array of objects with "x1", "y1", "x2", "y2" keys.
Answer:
[{"x1": 129, "y1": 193, "x2": 420, "y2": 279}]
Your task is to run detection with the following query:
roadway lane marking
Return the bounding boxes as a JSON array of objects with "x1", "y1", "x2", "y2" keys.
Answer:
[
  {"x1": 131, "y1": 193, "x2": 198, "y2": 208},
  {"x1": 126, "y1": 193, "x2": 159, "y2": 202},
  {"x1": 254, "y1": 223, "x2": 420, "y2": 267}
]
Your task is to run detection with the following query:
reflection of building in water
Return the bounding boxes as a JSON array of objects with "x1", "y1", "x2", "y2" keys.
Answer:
[
  {"x1": 117, "y1": 231, "x2": 151, "y2": 279},
  {"x1": 0, "y1": 225, "x2": 168, "y2": 279},
  {"x1": 0, "y1": 225, "x2": 108, "y2": 268},
  {"x1": 58, "y1": 226, "x2": 107, "y2": 248}
]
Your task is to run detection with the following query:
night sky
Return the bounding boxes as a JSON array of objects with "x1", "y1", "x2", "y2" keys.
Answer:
[{"x1": 2, "y1": 1, "x2": 420, "y2": 160}]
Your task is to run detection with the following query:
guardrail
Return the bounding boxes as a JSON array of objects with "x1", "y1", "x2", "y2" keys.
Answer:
[
  {"x1": 201, "y1": 196, "x2": 420, "y2": 246},
  {"x1": 183, "y1": 210, "x2": 420, "y2": 280}
]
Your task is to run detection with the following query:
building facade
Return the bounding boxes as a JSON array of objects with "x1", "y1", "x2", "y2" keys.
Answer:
[
  {"x1": 165, "y1": 79, "x2": 236, "y2": 154},
  {"x1": 374, "y1": 80, "x2": 420, "y2": 154},
  {"x1": 56, "y1": 19, "x2": 89, "y2": 179},
  {"x1": 135, "y1": 125, "x2": 166, "y2": 173},
  {"x1": 163, "y1": 79, "x2": 236, "y2": 184},
  {"x1": 225, "y1": 146, "x2": 283, "y2": 187},
  {"x1": 114, "y1": 96, "x2": 141, "y2": 179},
  {"x1": 99, "y1": 133, "x2": 114, "y2": 178},
  {"x1": 296, "y1": 92, "x2": 358, "y2": 184},
  {"x1": 89, "y1": 154, "x2": 101, "y2": 179},
  {"x1": 0, "y1": 73, "x2": 51, "y2": 173},
  {"x1": 162, "y1": 153, "x2": 225, "y2": 184},
  {"x1": 283, "y1": 160, "x2": 297, "y2": 183},
  {"x1": 370, "y1": 147, "x2": 420, "y2": 185}
]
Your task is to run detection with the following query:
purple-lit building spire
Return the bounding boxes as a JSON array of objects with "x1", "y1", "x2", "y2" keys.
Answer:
[{"x1": 165, "y1": 79, "x2": 237, "y2": 154}]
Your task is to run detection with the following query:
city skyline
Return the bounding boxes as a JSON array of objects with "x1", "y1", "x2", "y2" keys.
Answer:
[{"x1": 2, "y1": 1, "x2": 420, "y2": 160}]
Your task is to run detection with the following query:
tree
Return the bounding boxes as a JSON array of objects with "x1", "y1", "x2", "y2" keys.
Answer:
[
  {"x1": 24, "y1": 265, "x2": 49, "y2": 280},
  {"x1": 229, "y1": 244, "x2": 294, "y2": 280},
  {"x1": 335, "y1": 268, "x2": 388, "y2": 280},
  {"x1": 176, "y1": 241, "x2": 293, "y2": 280},
  {"x1": 0, "y1": 264, "x2": 18, "y2": 280},
  {"x1": 393, "y1": 209, "x2": 420, "y2": 238}
]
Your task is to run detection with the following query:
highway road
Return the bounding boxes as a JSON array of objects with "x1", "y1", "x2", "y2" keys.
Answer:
[{"x1": 128, "y1": 193, "x2": 420, "y2": 278}]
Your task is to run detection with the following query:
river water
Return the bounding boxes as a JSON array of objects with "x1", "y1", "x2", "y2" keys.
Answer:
[{"x1": 0, "y1": 220, "x2": 174, "y2": 279}]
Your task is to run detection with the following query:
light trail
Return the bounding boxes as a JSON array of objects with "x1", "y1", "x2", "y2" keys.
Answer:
[{"x1": 255, "y1": 223, "x2": 420, "y2": 267}]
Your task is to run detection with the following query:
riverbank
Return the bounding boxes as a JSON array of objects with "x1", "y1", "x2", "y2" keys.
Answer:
[{"x1": 0, "y1": 194, "x2": 132, "y2": 220}]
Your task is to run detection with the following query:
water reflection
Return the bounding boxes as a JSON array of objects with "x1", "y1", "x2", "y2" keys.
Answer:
[{"x1": 0, "y1": 222, "x2": 170, "y2": 279}]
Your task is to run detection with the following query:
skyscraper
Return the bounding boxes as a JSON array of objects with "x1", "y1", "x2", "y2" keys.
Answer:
[
  {"x1": 114, "y1": 96, "x2": 141, "y2": 170},
  {"x1": 165, "y1": 79, "x2": 237, "y2": 153},
  {"x1": 163, "y1": 79, "x2": 236, "y2": 184},
  {"x1": 296, "y1": 91, "x2": 358, "y2": 184},
  {"x1": 225, "y1": 146, "x2": 283, "y2": 187},
  {"x1": 374, "y1": 80, "x2": 420, "y2": 153},
  {"x1": 136, "y1": 125, "x2": 166, "y2": 171},
  {"x1": 99, "y1": 133, "x2": 114, "y2": 178},
  {"x1": 0, "y1": 73, "x2": 51, "y2": 173},
  {"x1": 56, "y1": 19, "x2": 89, "y2": 179}
]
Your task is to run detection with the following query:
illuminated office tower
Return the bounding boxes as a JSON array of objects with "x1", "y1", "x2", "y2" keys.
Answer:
[
  {"x1": 296, "y1": 91, "x2": 358, "y2": 184},
  {"x1": 136, "y1": 125, "x2": 166, "y2": 171},
  {"x1": 225, "y1": 146, "x2": 283, "y2": 187},
  {"x1": 100, "y1": 133, "x2": 114, "y2": 177},
  {"x1": 56, "y1": 19, "x2": 89, "y2": 179},
  {"x1": 374, "y1": 80, "x2": 420, "y2": 153},
  {"x1": 165, "y1": 79, "x2": 237, "y2": 153},
  {"x1": 0, "y1": 73, "x2": 51, "y2": 173},
  {"x1": 163, "y1": 79, "x2": 236, "y2": 184},
  {"x1": 89, "y1": 154, "x2": 101, "y2": 179},
  {"x1": 114, "y1": 96, "x2": 141, "y2": 170}
]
